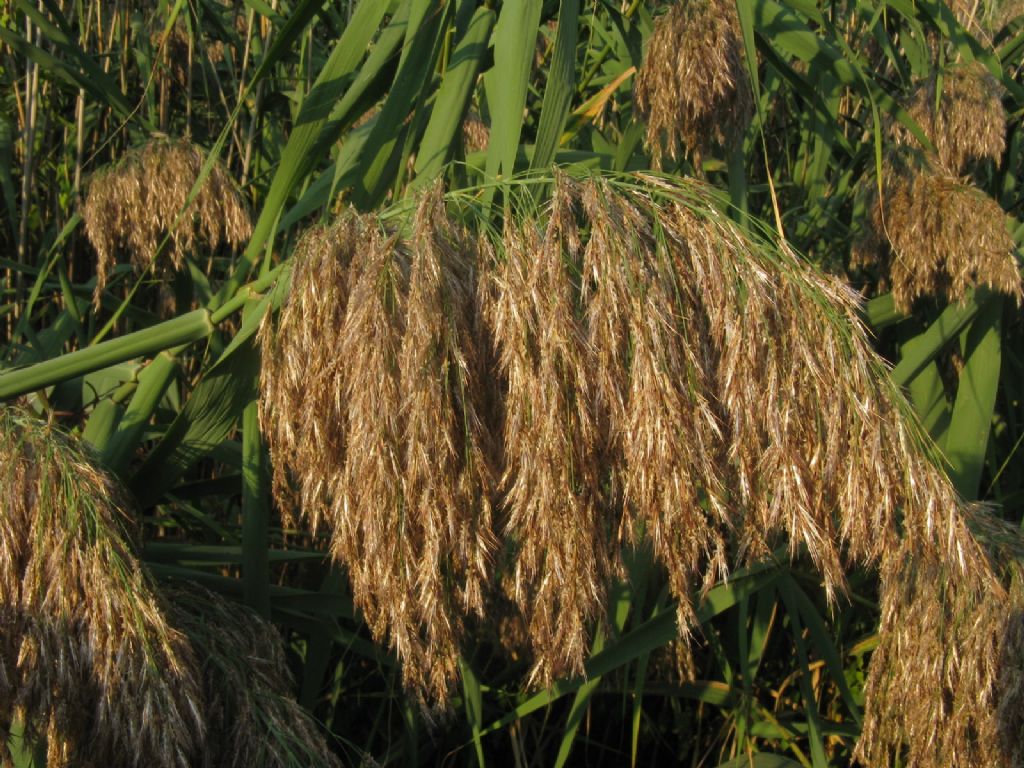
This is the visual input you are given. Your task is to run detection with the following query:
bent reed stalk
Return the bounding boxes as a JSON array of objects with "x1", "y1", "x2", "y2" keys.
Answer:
[{"x1": 261, "y1": 173, "x2": 1024, "y2": 765}]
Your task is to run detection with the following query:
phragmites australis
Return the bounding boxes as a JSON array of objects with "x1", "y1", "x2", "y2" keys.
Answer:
[
  {"x1": 0, "y1": 407, "x2": 204, "y2": 767},
  {"x1": 633, "y1": 0, "x2": 753, "y2": 167},
  {"x1": 483, "y1": 182, "x2": 611, "y2": 684},
  {"x1": 261, "y1": 174, "x2": 1024, "y2": 765},
  {"x1": 82, "y1": 137, "x2": 251, "y2": 307},
  {"x1": 855, "y1": 164, "x2": 1021, "y2": 312},
  {"x1": 852, "y1": 61, "x2": 1019, "y2": 312},
  {"x1": 890, "y1": 62, "x2": 1007, "y2": 176},
  {"x1": 261, "y1": 188, "x2": 497, "y2": 705},
  {"x1": 461, "y1": 111, "x2": 491, "y2": 154},
  {"x1": 164, "y1": 586, "x2": 342, "y2": 768}
]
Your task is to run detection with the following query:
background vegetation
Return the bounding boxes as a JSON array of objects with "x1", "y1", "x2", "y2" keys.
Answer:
[{"x1": 1, "y1": 0, "x2": 1022, "y2": 765}]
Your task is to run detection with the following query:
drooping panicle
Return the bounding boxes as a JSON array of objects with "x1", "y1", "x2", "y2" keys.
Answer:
[
  {"x1": 82, "y1": 137, "x2": 251, "y2": 307},
  {"x1": 0, "y1": 407, "x2": 204, "y2": 767},
  {"x1": 261, "y1": 189, "x2": 498, "y2": 705},
  {"x1": 260, "y1": 216, "x2": 363, "y2": 533},
  {"x1": 634, "y1": 0, "x2": 753, "y2": 167},
  {"x1": 854, "y1": 159, "x2": 1020, "y2": 312},
  {"x1": 891, "y1": 62, "x2": 1007, "y2": 175},
  {"x1": 483, "y1": 181, "x2": 610, "y2": 685},
  {"x1": 260, "y1": 175, "x2": 1024, "y2": 765},
  {"x1": 164, "y1": 585, "x2": 342, "y2": 768},
  {"x1": 395, "y1": 189, "x2": 498, "y2": 699}
]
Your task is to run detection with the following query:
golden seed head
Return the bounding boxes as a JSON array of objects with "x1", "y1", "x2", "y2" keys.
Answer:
[
  {"x1": 891, "y1": 61, "x2": 1007, "y2": 175},
  {"x1": 856, "y1": 158, "x2": 1020, "y2": 312},
  {"x1": 0, "y1": 407, "x2": 204, "y2": 767},
  {"x1": 461, "y1": 112, "x2": 491, "y2": 154},
  {"x1": 261, "y1": 186, "x2": 498, "y2": 705},
  {"x1": 82, "y1": 137, "x2": 251, "y2": 308},
  {"x1": 633, "y1": 0, "x2": 753, "y2": 167},
  {"x1": 263, "y1": 175, "x2": 1024, "y2": 763}
]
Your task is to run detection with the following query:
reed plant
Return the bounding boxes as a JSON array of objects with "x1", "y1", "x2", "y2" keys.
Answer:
[
  {"x1": 3, "y1": 0, "x2": 1024, "y2": 764},
  {"x1": 262, "y1": 173, "x2": 1024, "y2": 765},
  {"x1": 0, "y1": 407, "x2": 203, "y2": 767},
  {"x1": 82, "y1": 137, "x2": 251, "y2": 307}
]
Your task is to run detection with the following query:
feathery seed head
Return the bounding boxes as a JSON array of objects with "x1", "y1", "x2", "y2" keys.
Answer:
[
  {"x1": 856, "y1": 159, "x2": 1020, "y2": 312},
  {"x1": 484, "y1": 178, "x2": 612, "y2": 685},
  {"x1": 634, "y1": 0, "x2": 753, "y2": 167},
  {"x1": 260, "y1": 216, "x2": 363, "y2": 534},
  {"x1": 164, "y1": 585, "x2": 342, "y2": 768},
  {"x1": 263, "y1": 175, "x2": 1023, "y2": 763},
  {"x1": 0, "y1": 407, "x2": 204, "y2": 767},
  {"x1": 262, "y1": 187, "x2": 498, "y2": 706},
  {"x1": 82, "y1": 137, "x2": 251, "y2": 308},
  {"x1": 462, "y1": 112, "x2": 491, "y2": 154},
  {"x1": 891, "y1": 62, "x2": 1007, "y2": 175}
]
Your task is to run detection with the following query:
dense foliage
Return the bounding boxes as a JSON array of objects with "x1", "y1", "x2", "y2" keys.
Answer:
[{"x1": 1, "y1": 0, "x2": 1023, "y2": 765}]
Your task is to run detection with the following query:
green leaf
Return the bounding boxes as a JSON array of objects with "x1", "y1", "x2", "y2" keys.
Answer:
[
  {"x1": 411, "y1": 5, "x2": 496, "y2": 187},
  {"x1": 483, "y1": 0, "x2": 544, "y2": 189},
  {"x1": 103, "y1": 350, "x2": 180, "y2": 473},
  {"x1": 130, "y1": 338, "x2": 260, "y2": 506},
  {"x1": 460, "y1": 657, "x2": 486, "y2": 767},
  {"x1": 531, "y1": 0, "x2": 579, "y2": 172},
  {"x1": 716, "y1": 754, "x2": 805, "y2": 768},
  {"x1": 944, "y1": 297, "x2": 1004, "y2": 498},
  {"x1": 479, "y1": 561, "x2": 781, "y2": 736},
  {"x1": 891, "y1": 295, "x2": 984, "y2": 387},
  {"x1": 242, "y1": 399, "x2": 271, "y2": 617},
  {"x1": 777, "y1": 576, "x2": 829, "y2": 768},
  {"x1": 219, "y1": 0, "x2": 391, "y2": 299},
  {"x1": 350, "y1": 0, "x2": 447, "y2": 207},
  {"x1": 0, "y1": 310, "x2": 213, "y2": 400}
]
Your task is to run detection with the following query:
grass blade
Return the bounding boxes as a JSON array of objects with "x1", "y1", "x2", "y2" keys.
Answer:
[{"x1": 944, "y1": 296, "x2": 1004, "y2": 498}]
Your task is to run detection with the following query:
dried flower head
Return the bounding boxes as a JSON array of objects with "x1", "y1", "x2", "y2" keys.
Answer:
[
  {"x1": 891, "y1": 62, "x2": 1007, "y2": 175},
  {"x1": 483, "y1": 180, "x2": 611, "y2": 685},
  {"x1": 264, "y1": 174, "x2": 1024, "y2": 764},
  {"x1": 259, "y1": 218, "x2": 361, "y2": 535},
  {"x1": 855, "y1": 159, "x2": 1020, "y2": 311},
  {"x1": 261, "y1": 187, "x2": 497, "y2": 705},
  {"x1": 164, "y1": 585, "x2": 341, "y2": 768},
  {"x1": 0, "y1": 407, "x2": 203, "y2": 767},
  {"x1": 856, "y1": 530, "x2": 1015, "y2": 768},
  {"x1": 82, "y1": 137, "x2": 251, "y2": 307},
  {"x1": 462, "y1": 112, "x2": 490, "y2": 154},
  {"x1": 634, "y1": 0, "x2": 753, "y2": 167}
]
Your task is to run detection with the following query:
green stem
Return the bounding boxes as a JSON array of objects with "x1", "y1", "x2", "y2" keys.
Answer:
[
  {"x1": 103, "y1": 348, "x2": 181, "y2": 473},
  {"x1": 0, "y1": 263, "x2": 287, "y2": 401},
  {"x1": 0, "y1": 310, "x2": 212, "y2": 400}
]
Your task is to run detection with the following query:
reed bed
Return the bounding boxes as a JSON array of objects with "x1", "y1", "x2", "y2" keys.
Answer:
[
  {"x1": 633, "y1": 0, "x2": 752, "y2": 167},
  {"x1": 82, "y1": 137, "x2": 251, "y2": 307},
  {"x1": 262, "y1": 173, "x2": 1023, "y2": 764},
  {"x1": 0, "y1": 407, "x2": 203, "y2": 767}
]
